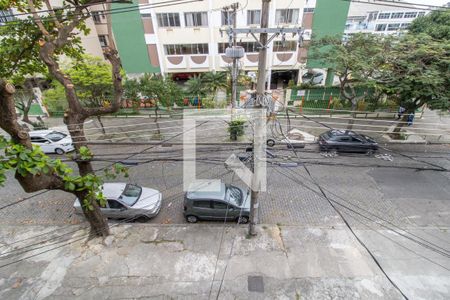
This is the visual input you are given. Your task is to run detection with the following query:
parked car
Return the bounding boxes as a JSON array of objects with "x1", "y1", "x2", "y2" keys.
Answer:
[
  {"x1": 184, "y1": 180, "x2": 251, "y2": 223},
  {"x1": 29, "y1": 130, "x2": 74, "y2": 154},
  {"x1": 318, "y1": 129, "x2": 378, "y2": 154},
  {"x1": 267, "y1": 129, "x2": 316, "y2": 148},
  {"x1": 302, "y1": 72, "x2": 324, "y2": 85},
  {"x1": 74, "y1": 183, "x2": 162, "y2": 220}
]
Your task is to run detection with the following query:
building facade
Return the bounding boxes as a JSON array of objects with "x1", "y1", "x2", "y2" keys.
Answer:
[
  {"x1": 345, "y1": 2, "x2": 428, "y2": 35},
  {"x1": 104, "y1": 0, "x2": 317, "y2": 88}
]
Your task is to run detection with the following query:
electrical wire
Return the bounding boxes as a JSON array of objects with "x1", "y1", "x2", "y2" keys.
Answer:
[{"x1": 0, "y1": 0, "x2": 203, "y2": 27}]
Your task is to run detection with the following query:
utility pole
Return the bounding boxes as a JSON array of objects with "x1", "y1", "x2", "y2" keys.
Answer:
[
  {"x1": 219, "y1": 0, "x2": 302, "y2": 236},
  {"x1": 223, "y1": 3, "x2": 240, "y2": 108},
  {"x1": 249, "y1": 0, "x2": 270, "y2": 236}
]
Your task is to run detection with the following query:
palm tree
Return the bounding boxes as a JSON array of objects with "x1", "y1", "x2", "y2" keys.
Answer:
[
  {"x1": 202, "y1": 72, "x2": 228, "y2": 101},
  {"x1": 185, "y1": 76, "x2": 205, "y2": 106}
]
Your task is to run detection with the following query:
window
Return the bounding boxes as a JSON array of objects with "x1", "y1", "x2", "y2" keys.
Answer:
[
  {"x1": 193, "y1": 200, "x2": 210, "y2": 208},
  {"x1": 378, "y1": 13, "x2": 390, "y2": 19},
  {"x1": 418, "y1": 12, "x2": 425, "y2": 17},
  {"x1": 400, "y1": 23, "x2": 411, "y2": 29},
  {"x1": 303, "y1": 7, "x2": 314, "y2": 13},
  {"x1": 164, "y1": 44, "x2": 209, "y2": 55},
  {"x1": 98, "y1": 35, "x2": 108, "y2": 47},
  {"x1": 275, "y1": 9, "x2": 299, "y2": 24},
  {"x1": 107, "y1": 200, "x2": 125, "y2": 209},
  {"x1": 45, "y1": 131, "x2": 67, "y2": 142},
  {"x1": 141, "y1": 13, "x2": 151, "y2": 18},
  {"x1": 212, "y1": 201, "x2": 228, "y2": 209},
  {"x1": 120, "y1": 184, "x2": 142, "y2": 206},
  {"x1": 157, "y1": 13, "x2": 180, "y2": 27},
  {"x1": 247, "y1": 10, "x2": 261, "y2": 25},
  {"x1": 218, "y1": 42, "x2": 258, "y2": 53},
  {"x1": 387, "y1": 23, "x2": 401, "y2": 31},
  {"x1": 375, "y1": 24, "x2": 387, "y2": 31},
  {"x1": 30, "y1": 137, "x2": 48, "y2": 144},
  {"x1": 221, "y1": 11, "x2": 235, "y2": 26},
  {"x1": 184, "y1": 12, "x2": 208, "y2": 27},
  {"x1": 391, "y1": 12, "x2": 404, "y2": 19},
  {"x1": 91, "y1": 11, "x2": 104, "y2": 24},
  {"x1": 0, "y1": 10, "x2": 13, "y2": 23},
  {"x1": 273, "y1": 40, "x2": 297, "y2": 52},
  {"x1": 404, "y1": 12, "x2": 417, "y2": 18}
]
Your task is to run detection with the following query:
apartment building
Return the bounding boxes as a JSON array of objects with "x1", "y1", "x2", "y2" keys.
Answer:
[
  {"x1": 105, "y1": 0, "x2": 318, "y2": 88},
  {"x1": 345, "y1": 2, "x2": 428, "y2": 35}
]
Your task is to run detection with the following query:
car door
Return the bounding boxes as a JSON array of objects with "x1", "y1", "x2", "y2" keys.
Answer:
[
  {"x1": 337, "y1": 136, "x2": 351, "y2": 152},
  {"x1": 350, "y1": 136, "x2": 366, "y2": 152},
  {"x1": 31, "y1": 137, "x2": 52, "y2": 153},
  {"x1": 211, "y1": 201, "x2": 233, "y2": 220},
  {"x1": 192, "y1": 200, "x2": 213, "y2": 220},
  {"x1": 104, "y1": 199, "x2": 128, "y2": 219}
]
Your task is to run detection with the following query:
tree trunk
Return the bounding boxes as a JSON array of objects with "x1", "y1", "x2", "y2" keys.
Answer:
[
  {"x1": 390, "y1": 113, "x2": 409, "y2": 140},
  {"x1": 21, "y1": 96, "x2": 33, "y2": 125},
  {"x1": 64, "y1": 113, "x2": 109, "y2": 237},
  {"x1": 347, "y1": 101, "x2": 357, "y2": 130},
  {"x1": 97, "y1": 115, "x2": 106, "y2": 135},
  {"x1": 154, "y1": 104, "x2": 161, "y2": 137}
]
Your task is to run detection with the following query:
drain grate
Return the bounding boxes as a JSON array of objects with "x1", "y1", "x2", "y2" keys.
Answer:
[{"x1": 248, "y1": 276, "x2": 264, "y2": 293}]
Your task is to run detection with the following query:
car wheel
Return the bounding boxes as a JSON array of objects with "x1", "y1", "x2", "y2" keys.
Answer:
[
  {"x1": 55, "y1": 148, "x2": 65, "y2": 155},
  {"x1": 134, "y1": 215, "x2": 150, "y2": 223},
  {"x1": 236, "y1": 216, "x2": 249, "y2": 224},
  {"x1": 267, "y1": 139, "x2": 276, "y2": 147},
  {"x1": 186, "y1": 215, "x2": 198, "y2": 223},
  {"x1": 366, "y1": 148, "x2": 374, "y2": 156}
]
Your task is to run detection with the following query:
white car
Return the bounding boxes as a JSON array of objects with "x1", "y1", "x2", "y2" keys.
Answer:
[
  {"x1": 74, "y1": 183, "x2": 162, "y2": 220},
  {"x1": 267, "y1": 129, "x2": 316, "y2": 148},
  {"x1": 29, "y1": 130, "x2": 75, "y2": 154}
]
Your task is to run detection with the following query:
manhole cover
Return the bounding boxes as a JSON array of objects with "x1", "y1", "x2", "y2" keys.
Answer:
[{"x1": 248, "y1": 276, "x2": 264, "y2": 293}]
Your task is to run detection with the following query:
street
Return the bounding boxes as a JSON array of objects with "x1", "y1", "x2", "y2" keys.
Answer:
[{"x1": 0, "y1": 119, "x2": 449, "y2": 299}]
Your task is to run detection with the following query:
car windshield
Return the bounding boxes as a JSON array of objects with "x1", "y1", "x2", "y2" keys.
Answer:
[
  {"x1": 45, "y1": 131, "x2": 67, "y2": 142},
  {"x1": 226, "y1": 186, "x2": 243, "y2": 206},
  {"x1": 120, "y1": 184, "x2": 142, "y2": 206}
]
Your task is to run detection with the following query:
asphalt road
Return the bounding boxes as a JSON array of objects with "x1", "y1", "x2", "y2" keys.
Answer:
[{"x1": 0, "y1": 143, "x2": 448, "y2": 230}]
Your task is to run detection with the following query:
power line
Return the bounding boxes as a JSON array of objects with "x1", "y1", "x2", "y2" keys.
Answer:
[
  {"x1": 0, "y1": 0, "x2": 202, "y2": 28},
  {"x1": 342, "y1": 0, "x2": 449, "y2": 11}
]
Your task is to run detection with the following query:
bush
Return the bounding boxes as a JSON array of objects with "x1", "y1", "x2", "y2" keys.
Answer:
[{"x1": 227, "y1": 118, "x2": 246, "y2": 140}]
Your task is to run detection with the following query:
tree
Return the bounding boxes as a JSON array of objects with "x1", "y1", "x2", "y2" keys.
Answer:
[
  {"x1": 409, "y1": 9, "x2": 450, "y2": 41},
  {"x1": 202, "y1": 72, "x2": 228, "y2": 101},
  {"x1": 0, "y1": 0, "x2": 125, "y2": 236},
  {"x1": 66, "y1": 55, "x2": 114, "y2": 134},
  {"x1": 310, "y1": 33, "x2": 392, "y2": 128},
  {"x1": 377, "y1": 34, "x2": 450, "y2": 137},
  {"x1": 185, "y1": 75, "x2": 206, "y2": 101},
  {"x1": 123, "y1": 78, "x2": 141, "y2": 112},
  {"x1": 139, "y1": 74, "x2": 182, "y2": 137}
]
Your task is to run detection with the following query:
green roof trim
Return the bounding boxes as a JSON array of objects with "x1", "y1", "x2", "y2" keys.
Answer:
[
  {"x1": 307, "y1": 0, "x2": 350, "y2": 68},
  {"x1": 111, "y1": 0, "x2": 160, "y2": 74}
]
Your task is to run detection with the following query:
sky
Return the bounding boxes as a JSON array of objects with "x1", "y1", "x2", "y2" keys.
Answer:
[{"x1": 406, "y1": 0, "x2": 448, "y2": 5}]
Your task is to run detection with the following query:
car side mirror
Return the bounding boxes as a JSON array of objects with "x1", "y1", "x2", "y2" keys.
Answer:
[
  {"x1": 120, "y1": 207, "x2": 127, "y2": 211},
  {"x1": 229, "y1": 207, "x2": 234, "y2": 211}
]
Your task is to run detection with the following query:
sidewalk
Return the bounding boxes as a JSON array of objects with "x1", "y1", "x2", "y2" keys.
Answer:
[
  {"x1": 0, "y1": 224, "x2": 448, "y2": 299},
  {"x1": 408, "y1": 109, "x2": 450, "y2": 143}
]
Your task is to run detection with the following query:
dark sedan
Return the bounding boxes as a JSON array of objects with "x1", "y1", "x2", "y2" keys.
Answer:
[{"x1": 318, "y1": 130, "x2": 378, "y2": 154}]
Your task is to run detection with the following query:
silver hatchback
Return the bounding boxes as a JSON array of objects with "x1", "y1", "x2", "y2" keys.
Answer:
[
  {"x1": 183, "y1": 180, "x2": 251, "y2": 224},
  {"x1": 74, "y1": 183, "x2": 162, "y2": 220}
]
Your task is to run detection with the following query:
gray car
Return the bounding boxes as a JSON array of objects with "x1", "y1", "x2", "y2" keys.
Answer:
[
  {"x1": 183, "y1": 180, "x2": 251, "y2": 224},
  {"x1": 74, "y1": 183, "x2": 162, "y2": 220}
]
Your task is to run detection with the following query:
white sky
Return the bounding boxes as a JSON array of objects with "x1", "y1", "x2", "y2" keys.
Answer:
[{"x1": 406, "y1": 0, "x2": 448, "y2": 5}]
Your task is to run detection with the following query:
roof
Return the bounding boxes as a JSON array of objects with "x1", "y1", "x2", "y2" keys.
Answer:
[
  {"x1": 186, "y1": 180, "x2": 226, "y2": 201},
  {"x1": 102, "y1": 183, "x2": 127, "y2": 200}
]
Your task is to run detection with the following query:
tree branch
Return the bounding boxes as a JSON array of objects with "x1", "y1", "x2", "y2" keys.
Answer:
[
  {"x1": 84, "y1": 48, "x2": 123, "y2": 117},
  {"x1": 27, "y1": 0, "x2": 50, "y2": 36},
  {"x1": 44, "y1": 0, "x2": 62, "y2": 28}
]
